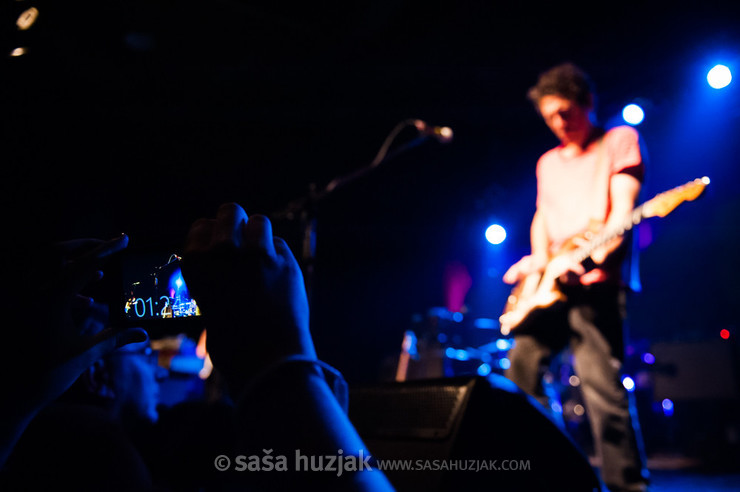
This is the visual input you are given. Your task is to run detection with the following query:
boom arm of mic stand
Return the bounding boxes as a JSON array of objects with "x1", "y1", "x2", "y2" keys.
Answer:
[
  {"x1": 324, "y1": 135, "x2": 427, "y2": 195},
  {"x1": 271, "y1": 119, "x2": 428, "y2": 265},
  {"x1": 272, "y1": 119, "x2": 423, "y2": 220}
]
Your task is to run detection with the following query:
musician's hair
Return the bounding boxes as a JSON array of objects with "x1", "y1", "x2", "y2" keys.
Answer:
[{"x1": 527, "y1": 62, "x2": 595, "y2": 112}]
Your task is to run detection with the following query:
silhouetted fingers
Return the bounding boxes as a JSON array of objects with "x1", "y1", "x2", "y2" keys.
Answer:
[
  {"x1": 71, "y1": 296, "x2": 110, "y2": 338},
  {"x1": 57, "y1": 238, "x2": 106, "y2": 257},
  {"x1": 61, "y1": 234, "x2": 129, "y2": 294},
  {"x1": 243, "y1": 214, "x2": 276, "y2": 258},
  {"x1": 59, "y1": 326, "x2": 149, "y2": 374},
  {"x1": 185, "y1": 218, "x2": 215, "y2": 254},
  {"x1": 273, "y1": 236, "x2": 298, "y2": 265},
  {"x1": 214, "y1": 202, "x2": 248, "y2": 248}
]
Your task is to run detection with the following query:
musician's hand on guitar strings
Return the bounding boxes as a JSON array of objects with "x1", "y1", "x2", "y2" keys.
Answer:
[
  {"x1": 502, "y1": 254, "x2": 548, "y2": 284},
  {"x1": 545, "y1": 254, "x2": 586, "y2": 285},
  {"x1": 570, "y1": 235, "x2": 613, "y2": 265}
]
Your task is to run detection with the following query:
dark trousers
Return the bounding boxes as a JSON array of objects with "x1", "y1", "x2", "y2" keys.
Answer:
[{"x1": 504, "y1": 283, "x2": 648, "y2": 491}]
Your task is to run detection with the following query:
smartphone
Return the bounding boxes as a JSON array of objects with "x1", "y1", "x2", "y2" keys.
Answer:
[{"x1": 107, "y1": 248, "x2": 204, "y2": 339}]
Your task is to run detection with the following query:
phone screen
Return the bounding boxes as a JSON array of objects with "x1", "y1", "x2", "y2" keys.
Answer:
[{"x1": 121, "y1": 252, "x2": 201, "y2": 322}]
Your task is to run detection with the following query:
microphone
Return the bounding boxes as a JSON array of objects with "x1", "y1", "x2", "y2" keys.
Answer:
[{"x1": 413, "y1": 119, "x2": 454, "y2": 144}]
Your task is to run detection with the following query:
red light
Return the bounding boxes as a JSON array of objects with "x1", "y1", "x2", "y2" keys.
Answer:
[{"x1": 720, "y1": 329, "x2": 731, "y2": 340}]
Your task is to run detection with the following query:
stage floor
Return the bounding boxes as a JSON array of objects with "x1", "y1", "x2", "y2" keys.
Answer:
[
  {"x1": 593, "y1": 454, "x2": 740, "y2": 491},
  {"x1": 647, "y1": 469, "x2": 740, "y2": 491}
]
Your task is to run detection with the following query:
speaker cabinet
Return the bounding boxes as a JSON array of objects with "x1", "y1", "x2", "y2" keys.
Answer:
[
  {"x1": 349, "y1": 375, "x2": 600, "y2": 491},
  {"x1": 651, "y1": 340, "x2": 739, "y2": 400}
]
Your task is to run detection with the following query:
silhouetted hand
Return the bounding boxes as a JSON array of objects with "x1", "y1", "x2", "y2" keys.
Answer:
[
  {"x1": 20, "y1": 235, "x2": 148, "y2": 407},
  {"x1": 182, "y1": 203, "x2": 315, "y2": 396},
  {"x1": 2, "y1": 235, "x2": 147, "y2": 467}
]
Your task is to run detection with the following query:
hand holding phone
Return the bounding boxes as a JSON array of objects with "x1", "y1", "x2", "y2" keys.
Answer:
[
  {"x1": 181, "y1": 203, "x2": 315, "y2": 394},
  {"x1": 7, "y1": 234, "x2": 147, "y2": 415}
]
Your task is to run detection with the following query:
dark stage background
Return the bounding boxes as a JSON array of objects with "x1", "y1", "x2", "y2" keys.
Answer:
[{"x1": 4, "y1": 0, "x2": 740, "y2": 468}]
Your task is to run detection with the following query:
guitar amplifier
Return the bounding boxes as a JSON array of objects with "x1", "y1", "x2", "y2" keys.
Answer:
[{"x1": 651, "y1": 339, "x2": 739, "y2": 400}]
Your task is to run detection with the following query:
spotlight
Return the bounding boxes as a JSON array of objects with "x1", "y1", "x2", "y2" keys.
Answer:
[
  {"x1": 485, "y1": 224, "x2": 506, "y2": 245},
  {"x1": 16, "y1": 7, "x2": 39, "y2": 31},
  {"x1": 9, "y1": 47, "x2": 28, "y2": 57},
  {"x1": 622, "y1": 104, "x2": 645, "y2": 126},
  {"x1": 661, "y1": 398, "x2": 674, "y2": 417},
  {"x1": 707, "y1": 64, "x2": 732, "y2": 89},
  {"x1": 622, "y1": 376, "x2": 635, "y2": 392},
  {"x1": 495, "y1": 339, "x2": 511, "y2": 351}
]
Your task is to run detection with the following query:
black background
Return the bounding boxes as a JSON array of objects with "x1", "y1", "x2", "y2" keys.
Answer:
[{"x1": 3, "y1": 1, "x2": 740, "y2": 384}]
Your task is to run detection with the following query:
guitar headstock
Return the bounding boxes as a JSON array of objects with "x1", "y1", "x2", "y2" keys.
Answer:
[{"x1": 642, "y1": 177, "x2": 710, "y2": 218}]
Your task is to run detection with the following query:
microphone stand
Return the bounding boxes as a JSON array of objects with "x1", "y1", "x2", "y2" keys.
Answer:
[{"x1": 271, "y1": 119, "x2": 435, "y2": 300}]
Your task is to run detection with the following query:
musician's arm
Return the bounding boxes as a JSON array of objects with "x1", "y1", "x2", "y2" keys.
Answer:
[
  {"x1": 591, "y1": 172, "x2": 641, "y2": 264},
  {"x1": 530, "y1": 208, "x2": 550, "y2": 265},
  {"x1": 502, "y1": 209, "x2": 550, "y2": 284}
]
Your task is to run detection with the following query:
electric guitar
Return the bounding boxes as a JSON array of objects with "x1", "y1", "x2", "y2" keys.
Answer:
[{"x1": 499, "y1": 176, "x2": 710, "y2": 335}]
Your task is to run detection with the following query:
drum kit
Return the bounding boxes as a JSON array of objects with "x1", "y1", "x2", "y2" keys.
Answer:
[
  {"x1": 395, "y1": 306, "x2": 514, "y2": 382},
  {"x1": 395, "y1": 306, "x2": 587, "y2": 429}
]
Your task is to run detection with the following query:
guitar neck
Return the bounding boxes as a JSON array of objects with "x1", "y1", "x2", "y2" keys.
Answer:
[{"x1": 570, "y1": 205, "x2": 646, "y2": 263}]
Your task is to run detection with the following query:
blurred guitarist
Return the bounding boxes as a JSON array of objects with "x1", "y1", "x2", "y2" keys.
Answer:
[{"x1": 501, "y1": 63, "x2": 649, "y2": 492}]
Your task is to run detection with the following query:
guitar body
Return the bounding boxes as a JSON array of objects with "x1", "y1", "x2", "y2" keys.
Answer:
[
  {"x1": 498, "y1": 177, "x2": 710, "y2": 336},
  {"x1": 499, "y1": 241, "x2": 579, "y2": 336}
]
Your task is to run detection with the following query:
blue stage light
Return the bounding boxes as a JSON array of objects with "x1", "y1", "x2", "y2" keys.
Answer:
[
  {"x1": 473, "y1": 318, "x2": 497, "y2": 329},
  {"x1": 661, "y1": 398, "x2": 674, "y2": 417},
  {"x1": 495, "y1": 339, "x2": 511, "y2": 351},
  {"x1": 477, "y1": 363, "x2": 492, "y2": 376},
  {"x1": 168, "y1": 268, "x2": 189, "y2": 296},
  {"x1": 622, "y1": 376, "x2": 635, "y2": 392},
  {"x1": 169, "y1": 355, "x2": 205, "y2": 374},
  {"x1": 622, "y1": 104, "x2": 645, "y2": 126},
  {"x1": 445, "y1": 347, "x2": 471, "y2": 361},
  {"x1": 485, "y1": 224, "x2": 507, "y2": 245},
  {"x1": 707, "y1": 64, "x2": 732, "y2": 89}
]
